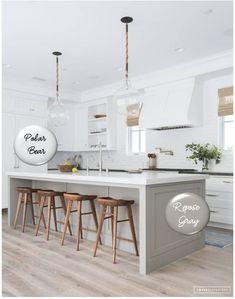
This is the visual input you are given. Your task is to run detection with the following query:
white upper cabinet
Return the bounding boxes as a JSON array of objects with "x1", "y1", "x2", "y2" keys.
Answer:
[
  {"x1": 48, "y1": 98, "x2": 116, "y2": 152},
  {"x1": 76, "y1": 98, "x2": 116, "y2": 151},
  {"x1": 48, "y1": 101, "x2": 77, "y2": 152},
  {"x1": 76, "y1": 104, "x2": 88, "y2": 151},
  {"x1": 86, "y1": 98, "x2": 116, "y2": 151},
  {"x1": 139, "y1": 77, "x2": 202, "y2": 130},
  {"x1": 2, "y1": 89, "x2": 47, "y2": 117}
]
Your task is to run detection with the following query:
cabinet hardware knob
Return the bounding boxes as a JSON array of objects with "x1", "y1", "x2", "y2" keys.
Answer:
[
  {"x1": 223, "y1": 181, "x2": 233, "y2": 184},
  {"x1": 206, "y1": 194, "x2": 218, "y2": 197}
]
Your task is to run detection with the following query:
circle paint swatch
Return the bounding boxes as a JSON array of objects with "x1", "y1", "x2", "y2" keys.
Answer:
[
  {"x1": 14, "y1": 125, "x2": 57, "y2": 166},
  {"x1": 165, "y1": 192, "x2": 210, "y2": 235}
]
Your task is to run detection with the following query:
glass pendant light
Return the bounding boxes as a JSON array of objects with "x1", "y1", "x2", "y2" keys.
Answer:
[
  {"x1": 114, "y1": 16, "x2": 141, "y2": 115},
  {"x1": 48, "y1": 51, "x2": 69, "y2": 127}
]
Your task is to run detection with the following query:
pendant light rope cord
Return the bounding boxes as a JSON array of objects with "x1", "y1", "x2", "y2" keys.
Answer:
[
  {"x1": 125, "y1": 23, "x2": 129, "y2": 81},
  {"x1": 52, "y1": 51, "x2": 62, "y2": 103},
  {"x1": 56, "y1": 56, "x2": 59, "y2": 102}
]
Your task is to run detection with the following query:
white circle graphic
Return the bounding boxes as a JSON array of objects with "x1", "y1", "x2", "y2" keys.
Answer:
[
  {"x1": 165, "y1": 192, "x2": 210, "y2": 235},
  {"x1": 14, "y1": 125, "x2": 57, "y2": 166}
]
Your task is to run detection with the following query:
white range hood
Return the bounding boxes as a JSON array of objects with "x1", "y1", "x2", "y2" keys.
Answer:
[{"x1": 139, "y1": 77, "x2": 203, "y2": 130}]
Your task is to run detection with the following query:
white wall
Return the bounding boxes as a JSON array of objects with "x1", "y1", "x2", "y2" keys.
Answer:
[{"x1": 49, "y1": 69, "x2": 233, "y2": 172}]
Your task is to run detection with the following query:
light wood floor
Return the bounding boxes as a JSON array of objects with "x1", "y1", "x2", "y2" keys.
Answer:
[{"x1": 2, "y1": 210, "x2": 233, "y2": 297}]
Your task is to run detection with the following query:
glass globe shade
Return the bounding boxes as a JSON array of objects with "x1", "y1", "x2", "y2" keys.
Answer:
[
  {"x1": 48, "y1": 101, "x2": 69, "y2": 127},
  {"x1": 114, "y1": 80, "x2": 141, "y2": 115}
]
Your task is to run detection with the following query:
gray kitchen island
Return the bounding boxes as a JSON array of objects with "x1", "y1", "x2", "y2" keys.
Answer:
[{"x1": 6, "y1": 170, "x2": 207, "y2": 274}]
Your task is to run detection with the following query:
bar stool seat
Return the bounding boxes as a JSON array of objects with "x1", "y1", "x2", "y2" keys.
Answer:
[
  {"x1": 13, "y1": 187, "x2": 40, "y2": 232},
  {"x1": 93, "y1": 197, "x2": 139, "y2": 264},
  {"x1": 63, "y1": 193, "x2": 97, "y2": 201},
  {"x1": 35, "y1": 190, "x2": 72, "y2": 240},
  {"x1": 61, "y1": 192, "x2": 100, "y2": 250},
  {"x1": 95, "y1": 196, "x2": 135, "y2": 206},
  {"x1": 16, "y1": 187, "x2": 36, "y2": 193}
]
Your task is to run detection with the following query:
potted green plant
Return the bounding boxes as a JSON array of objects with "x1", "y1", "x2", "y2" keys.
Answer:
[{"x1": 185, "y1": 143, "x2": 221, "y2": 171}]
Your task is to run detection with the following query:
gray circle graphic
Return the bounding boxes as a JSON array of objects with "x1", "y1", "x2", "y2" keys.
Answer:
[
  {"x1": 165, "y1": 192, "x2": 210, "y2": 235},
  {"x1": 14, "y1": 125, "x2": 57, "y2": 166}
]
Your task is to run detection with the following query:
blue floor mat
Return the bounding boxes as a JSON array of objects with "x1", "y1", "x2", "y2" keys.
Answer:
[{"x1": 205, "y1": 229, "x2": 233, "y2": 248}]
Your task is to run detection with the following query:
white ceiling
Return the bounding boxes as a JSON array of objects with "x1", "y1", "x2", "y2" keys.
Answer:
[{"x1": 2, "y1": 1, "x2": 233, "y2": 96}]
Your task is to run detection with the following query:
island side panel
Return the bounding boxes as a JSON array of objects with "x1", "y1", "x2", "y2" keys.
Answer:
[
  {"x1": 145, "y1": 180, "x2": 205, "y2": 274},
  {"x1": 139, "y1": 185, "x2": 148, "y2": 275}
]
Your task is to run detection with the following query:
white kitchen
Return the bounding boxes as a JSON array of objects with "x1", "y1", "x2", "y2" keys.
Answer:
[{"x1": 1, "y1": 1, "x2": 233, "y2": 297}]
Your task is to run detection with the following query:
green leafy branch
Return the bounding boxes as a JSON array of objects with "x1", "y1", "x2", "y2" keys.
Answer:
[{"x1": 185, "y1": 143, "x2": 221, "y2": 165}]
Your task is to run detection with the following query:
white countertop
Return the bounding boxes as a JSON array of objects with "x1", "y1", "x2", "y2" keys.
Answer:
[{"x1": 7, "y1": 170, "x2": 207, "y2": 187}]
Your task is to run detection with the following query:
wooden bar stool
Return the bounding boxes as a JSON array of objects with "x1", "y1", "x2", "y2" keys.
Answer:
[
  {"x1": 61, "y1": 193, "x2": 101, "y2": 251},
  {"x1": 13, "y1": 187, "x2": 39, "y2": 232},
  {"x1": 35, "y1": 190, "x2": 72, "y2": 240},
  {"x1": 93, "y1": 197, "x2": 139, "y2": 264}
]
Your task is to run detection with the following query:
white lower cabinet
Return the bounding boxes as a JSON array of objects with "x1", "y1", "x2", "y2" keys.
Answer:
[
  {"x1": 2, "y1": 113, "x2": 47, "y2": 209},
  {"x1": 206, "y1": 176, "x2": 233, "y2": 229}
]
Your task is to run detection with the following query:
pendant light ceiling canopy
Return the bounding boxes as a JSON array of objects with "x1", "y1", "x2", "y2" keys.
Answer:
[
  {"x1": 114, "y1": 16, "x2": 142, "y2": 115},
  {"x1": 48, "y1": 51, "x2": 69, "y2": 127}
]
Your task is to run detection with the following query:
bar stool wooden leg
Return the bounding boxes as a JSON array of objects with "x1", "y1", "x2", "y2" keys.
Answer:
[
  {"x1": 110, "y1": 206, "x2": 114, "y2": 246},
  {"x1": 37, "y1": 194, "x2": 46, "y2": 229},
  {"x1": 29, "y1": 193, "x2": 36, "y2": 226},
  {"x1": 52, "y1": 197, "x2": 58, "y2": 232},
  {"x1": 127, "y1": 205, "x2": 139, "y2": 256},
  {"x1": 46, "y1": 197, "x2": 52, "y2": 240},
  {"x1": 112, "y1": 206, "x2": 118, "y2": 264},
  {"x1": 61, "y1": 200, "x2": 73, "y2": 246},
  {"x1": 35, "y1": 195, "x2": 45, "y2": 236},
  {"x1": 22, "y1": 193, "x2": 28, "y2": 232},
  {"x1": 89, "y1": 199, "x2": 102, "y2": 245},
  {"x1": 76, "y1": 201, "x2": 82, "y2": 251},
  {"x1": 13, "y1": 192, "x2": 22, "y2": 229},
  {"x1": 93, "y1": 205, "x2": 106, "y2": 257},
  {"x1": 42, "y1": 210, "x2": 47, "y2": 229},
  {"x1": 60, "y1": 195, "x2": 72, "y2": 236},
  {"x1": 80, "y1": 213, "x2": 83, "y2": 239}
]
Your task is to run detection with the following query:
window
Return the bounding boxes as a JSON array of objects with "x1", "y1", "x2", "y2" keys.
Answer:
[
  {"x1": 219, "y1": 115, "x2": 234, "y2": 150},
  {"x1": 127, "y1": 126, "x2": 146, "y2": 155}
]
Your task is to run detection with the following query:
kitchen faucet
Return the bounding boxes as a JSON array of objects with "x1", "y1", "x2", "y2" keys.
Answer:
[
  {"x1": 155, "y1": 147, "x2": 174, "y2": 155},
  {"x1": 99, "y1": 142, "x2": 103, "y2": 175}
]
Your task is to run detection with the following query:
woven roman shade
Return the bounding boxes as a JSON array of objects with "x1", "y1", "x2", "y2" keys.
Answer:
[
  {"x1": 218, "y1": 86, "x2": 233, "y2": 116},
  {"x1": 126, "y1": 103, "x2": 143, "y2": 126}
]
